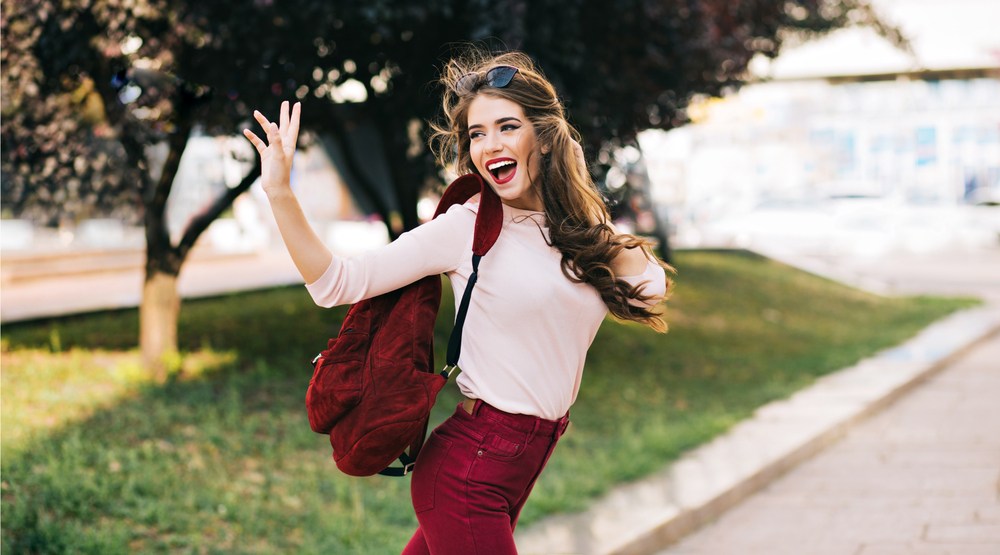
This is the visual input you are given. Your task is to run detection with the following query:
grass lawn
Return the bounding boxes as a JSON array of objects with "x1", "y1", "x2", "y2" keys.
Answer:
[{"x1": 1, "y1": 250, "x2": 978, "y2": 553}]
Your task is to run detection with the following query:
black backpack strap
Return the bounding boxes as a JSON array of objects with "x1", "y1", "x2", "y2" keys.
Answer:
[
  {"x1": 378, "y1": 446, "x2": 419, "y2": 477},
  {"x1": 432, "y1": 174, "x2": 502, "y2": 378},
  {"x1": 442, "y1": 252, "x2": 481, "y2": 376}
]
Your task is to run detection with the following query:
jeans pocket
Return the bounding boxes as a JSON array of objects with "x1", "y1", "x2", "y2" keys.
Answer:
[
  {"x1": 480, "y1": 429, "x2": 526, "y2": 461},
  {"x1": 411, "y1": 433, "x2": 453, "y2": 513}
]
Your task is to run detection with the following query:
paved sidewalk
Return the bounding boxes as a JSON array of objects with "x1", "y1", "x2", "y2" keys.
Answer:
[
  {"x1": 755, "y1": 246, "x2": 1000, "y2": 304},
  {"x1": 513, "y1": 305, "x2": 1000, "y2": 555},
  {"x1": 656, "y1": 331, "x2": 1000, "y2": 555},
  {"x1": 1, "y1": 247, "x2": 302, "y2": 323}
]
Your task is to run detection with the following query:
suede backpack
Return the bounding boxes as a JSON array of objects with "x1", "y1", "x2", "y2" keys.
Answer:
[{"x1": 306, "y1": 174, "x2": 503, "y2": 477}]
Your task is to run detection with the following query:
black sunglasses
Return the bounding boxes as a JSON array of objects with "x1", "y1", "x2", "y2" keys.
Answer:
[{"x1": 455, "y1": 65, "x2": 519, "y2": 95}]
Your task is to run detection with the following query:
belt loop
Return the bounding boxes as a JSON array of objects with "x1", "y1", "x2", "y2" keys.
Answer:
[
  {"x1": 557, "y1": 412, "x2": 570, "y2": 437},
  {"x1": 472, "y1": 398, "x2": 484, "y2": 417}
]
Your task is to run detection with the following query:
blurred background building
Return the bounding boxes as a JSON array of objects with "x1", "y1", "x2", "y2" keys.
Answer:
[{"x1": 639, "y1": 0, "x2": 1000, "y2": 257}]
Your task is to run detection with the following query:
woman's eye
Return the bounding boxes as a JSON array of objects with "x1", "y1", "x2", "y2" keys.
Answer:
[
  {"x1": 501, "y1": 124, "x2": 519, "y2": 132},
  {"x1": 469, "y1": 131, "x2": 483, "y2": 140}
]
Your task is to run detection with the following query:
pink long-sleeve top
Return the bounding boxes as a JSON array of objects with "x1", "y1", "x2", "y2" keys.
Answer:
[{"x1": 306, "y1": 201, "x2": 667, "y2": 420}]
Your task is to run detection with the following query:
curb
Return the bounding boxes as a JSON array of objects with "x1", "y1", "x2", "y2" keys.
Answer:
[{"x1": 513, "y1": 304, "x2": 1000, "y2": 555}]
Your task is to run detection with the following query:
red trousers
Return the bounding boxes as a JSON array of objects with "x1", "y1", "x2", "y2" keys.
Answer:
[{"x1": 401, "y1": 400, "x2": 570, "y2": 555}]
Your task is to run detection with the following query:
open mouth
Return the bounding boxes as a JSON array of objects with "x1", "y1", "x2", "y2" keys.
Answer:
[{"x1": 487, "y1": 158, "x2": 518, "y2": 184}]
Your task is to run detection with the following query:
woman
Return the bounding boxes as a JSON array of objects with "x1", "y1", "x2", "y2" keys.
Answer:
[{"x1": 244, "y1": 49, "x2": 671, "y2": 555}]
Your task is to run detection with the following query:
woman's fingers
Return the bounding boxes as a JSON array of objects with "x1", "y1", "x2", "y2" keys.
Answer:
[
  {"x1": 287, "y1": 102, "x2": 301, "y2": 151},
  {"x1": 243, "y1": 129, "x2": 266, "y2": 156},
  {"x1": 279, "y1": 101, "x2": 289, "y2": 131},
  {"x1": 268, "y1": 122, "x2": 283, "y2": 148},
  {"x1": 253, "y1": 110, "x2": 272, "y2": 131},
  {"x1": 248, "y1": 105, "x2": 297, "y2": 155}
]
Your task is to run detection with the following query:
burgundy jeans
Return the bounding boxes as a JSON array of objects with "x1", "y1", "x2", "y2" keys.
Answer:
[{"x1": 401, "y1": 399, "x2": 570, "y2": 555}]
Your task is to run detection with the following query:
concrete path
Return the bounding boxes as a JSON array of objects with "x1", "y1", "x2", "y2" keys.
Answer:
[
  {"x1": 755, "y1": 246, "x2": 1000, "y2": 304},
  {"x1": 656, "y1": 332, "x2": 1000, "y2": 555},
  {"x1": 1, "y1": 247, "x2": 302, "y2": 323}
]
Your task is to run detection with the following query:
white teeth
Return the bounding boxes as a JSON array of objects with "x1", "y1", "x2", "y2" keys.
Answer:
[{"x1": 487, "y1": 160, "x2": 516, "y2": 171}]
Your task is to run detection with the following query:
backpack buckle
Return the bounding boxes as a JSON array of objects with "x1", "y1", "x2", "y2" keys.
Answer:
[
  {"x1": 312, "y1": 353, "x2": 322, "y2": 365},
  {"x1": 402, "y1": 462, "x2": 416, "y2": 476},
  {"x1": 440, "y1": 364, "x2": 459, "y2": 379}
]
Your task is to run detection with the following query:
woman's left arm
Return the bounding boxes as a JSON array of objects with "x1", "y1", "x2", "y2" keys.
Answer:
[
  {"x1": 612, "y1": 234, "x2": 667, "y2": 307},
  {"x1": 610, "y1": 238, "x2": 654, "y2": 276}
]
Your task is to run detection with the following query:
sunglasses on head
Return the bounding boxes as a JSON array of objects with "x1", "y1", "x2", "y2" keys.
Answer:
[{"x1": 455, "y1": 65, "x2": 519, "y2": 95}]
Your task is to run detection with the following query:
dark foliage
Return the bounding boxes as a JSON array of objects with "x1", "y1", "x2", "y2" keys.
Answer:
[{"x1": 2, "y1": 0, "x2": 902, "y2": 232}]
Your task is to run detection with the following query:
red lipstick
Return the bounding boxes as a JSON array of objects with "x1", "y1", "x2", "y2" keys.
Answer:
[{"x1": 485, "y1": 157, "x2": 518, "y2": 185}]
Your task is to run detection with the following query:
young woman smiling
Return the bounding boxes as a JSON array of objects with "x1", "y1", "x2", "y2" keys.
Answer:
[{"x1": 245, "y1": 49, "x2": 671, "y2": 555}]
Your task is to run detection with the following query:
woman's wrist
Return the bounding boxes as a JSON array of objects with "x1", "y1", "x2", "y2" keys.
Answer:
[{"x1": 263, "y1": 182, "x2": 294, "y2": 203}]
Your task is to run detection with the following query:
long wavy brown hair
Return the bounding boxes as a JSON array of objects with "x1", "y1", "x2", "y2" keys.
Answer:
[{"x1": 430, "y1": 49, "x2": 673, "y2": 332}]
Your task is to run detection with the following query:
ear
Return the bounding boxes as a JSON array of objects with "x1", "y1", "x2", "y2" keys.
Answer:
[{"x1": 541, "y1": 143, "x2": 551, "y2": 155}]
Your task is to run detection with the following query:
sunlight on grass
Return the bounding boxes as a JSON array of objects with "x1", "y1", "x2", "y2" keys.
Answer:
[{"x1": 0, "y1": 347, "x2": 237, "y2": 455}]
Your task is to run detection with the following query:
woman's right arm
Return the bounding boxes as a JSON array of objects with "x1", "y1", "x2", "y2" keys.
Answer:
[
  {"x1": 303, "y1": 205, "x2": 470, "y2": 307},
  {"x1": 244, "y1": 101, "x2": 333, "y2": 284},
  {"x1": 246, "y1": 101, "x2": 473, "y2": 306}
]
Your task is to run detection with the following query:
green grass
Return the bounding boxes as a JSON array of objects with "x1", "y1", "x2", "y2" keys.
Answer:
[{"x1": 1, "y1": 250, "x2": 978, "y2": 553}]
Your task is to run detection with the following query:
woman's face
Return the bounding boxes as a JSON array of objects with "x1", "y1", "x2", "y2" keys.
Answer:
[{"x1": 467, "y1": 94, "x2": 544, "y2": 211}]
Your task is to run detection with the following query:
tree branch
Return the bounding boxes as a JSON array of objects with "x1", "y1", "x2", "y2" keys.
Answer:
[
  {"x1": 317, "y1": 109, "x2": 395, "y2": 234},
  {"x1": 149, "y1": 121, "x2": 191, "y2": 216},
  {"x1": 176, "y1": 161, "x2": 262, "y2": 260}
]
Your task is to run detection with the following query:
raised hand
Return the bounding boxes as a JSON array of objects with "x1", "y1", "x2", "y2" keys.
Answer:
[
  {"x1": 243, "y1": 100, "x2": 301, "y2": 197},
  {"x1": 241, "y1": 100, "x2": 332, "y2": 282}
]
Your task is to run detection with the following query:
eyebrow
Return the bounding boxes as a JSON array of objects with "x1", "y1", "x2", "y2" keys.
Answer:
[{"x1": 468, "y1": 116, "x2": 522, "y2": 131}]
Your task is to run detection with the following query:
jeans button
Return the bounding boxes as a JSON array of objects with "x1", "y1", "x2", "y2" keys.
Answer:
[{"x1": 477, "y1": 450, "x2": 484, "y2": 457}]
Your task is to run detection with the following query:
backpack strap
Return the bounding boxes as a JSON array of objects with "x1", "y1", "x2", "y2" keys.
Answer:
[
  {"x1": 432, "y1": 174, "x2": 503, "y2": 378},
  {"x1": 434, "y1": 173, "x2": 503, "y2": 255},
  {"x1": 378, "y1": 174, "x2": 503, "y2": 478}
]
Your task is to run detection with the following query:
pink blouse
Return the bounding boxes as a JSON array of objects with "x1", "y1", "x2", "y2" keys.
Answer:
[{"x1": 306, "y1": 201, "x2": 667, "y2": 420}]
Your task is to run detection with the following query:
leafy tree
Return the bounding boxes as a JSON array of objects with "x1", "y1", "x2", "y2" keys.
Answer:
[
  {"x1": 1, "y1": 0, "x2": 901, "y2": 374},
  {"x1": 2, "y1": 0, "x2": 373, "y2": 374}
]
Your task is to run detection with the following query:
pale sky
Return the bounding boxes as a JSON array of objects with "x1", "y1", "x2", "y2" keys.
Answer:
[{"x1": 750, "y1": 0, "x2": 1000, "y2": 79}]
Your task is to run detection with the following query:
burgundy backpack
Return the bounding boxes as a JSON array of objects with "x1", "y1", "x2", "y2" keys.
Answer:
[{"x1": 306, "y1": 174, "x2": 503, "y2": 476}]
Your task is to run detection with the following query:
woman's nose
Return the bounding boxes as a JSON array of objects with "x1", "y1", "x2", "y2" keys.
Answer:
[{"x1": 485, "y1": 134, "x2": 503, "y2": 152}]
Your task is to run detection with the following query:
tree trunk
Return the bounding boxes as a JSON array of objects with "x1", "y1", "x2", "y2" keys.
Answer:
[
  {"x1": 140, "y1": 270, "x2": 180, "y2": 381},
  {"x1": 377, "y1": 115, "x2": 423, "y2": 232}
]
